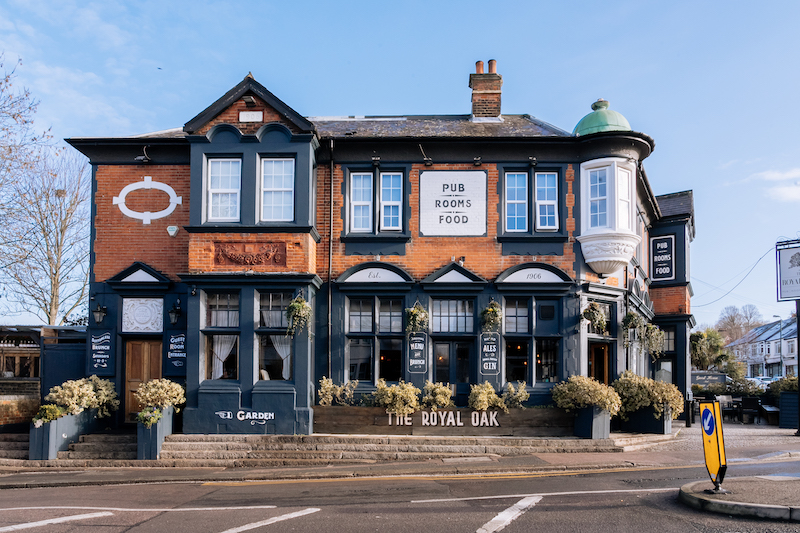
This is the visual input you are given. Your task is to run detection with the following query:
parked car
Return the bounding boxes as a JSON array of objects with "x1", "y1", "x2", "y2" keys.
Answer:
[{"x1": 745, "y1": 377, "x2": 767, "y2": 390}]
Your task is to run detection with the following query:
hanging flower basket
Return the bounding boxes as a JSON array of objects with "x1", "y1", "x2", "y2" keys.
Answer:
[
  {"x1": 621, "y1": 311, "x2": 646, "y2": 347},
  {"x1": 286, "y1": 295, "x2": 312, "y2": 337},
  {"x1": 405, "y1": 303, "x2": 429, "y2": 334},
  {"x1": 643, "y1": 323, "x2": 665, "y2": 361},
  {"x1": 480, "y1": 301, "x2": 502, "y2": 332},
  {"x1": 582, "y1": 302, "x2": 607, "y2": 334}
]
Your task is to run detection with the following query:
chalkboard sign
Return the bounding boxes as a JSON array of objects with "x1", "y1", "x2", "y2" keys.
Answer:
[
  {"x1": 90, "y1": 330, "x2": 114, "y2": 375},
  {"x1": 408, "y1": 332, "x2": 428, "y2": 374},
  {"x1": 167, "y1": 333, "x2": 186, "y2": 367},
  {"x1": 480, "y1": 332, "x2": 500, "y2": 375}
]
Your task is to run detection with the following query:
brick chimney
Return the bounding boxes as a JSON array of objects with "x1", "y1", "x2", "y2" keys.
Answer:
[{"x1": 469, "y1": 59, "x2": 503, "y2": 121}]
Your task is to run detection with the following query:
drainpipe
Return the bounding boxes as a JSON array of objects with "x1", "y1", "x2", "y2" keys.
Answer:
[{"x1": 327, "y1": 139, "x2": 334, "y2": 379}]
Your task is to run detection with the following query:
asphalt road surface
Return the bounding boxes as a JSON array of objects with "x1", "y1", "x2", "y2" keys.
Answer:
[{"x1": 0, "y1": 460, "x2": 798, "y2": 532}]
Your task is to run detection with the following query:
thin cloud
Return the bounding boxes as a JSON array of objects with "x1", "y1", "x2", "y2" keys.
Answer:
[
  {"x1": 765, "y1": 183, "x2": 800, "y2": 202},
  {"x1": 751, "y1": 168, "x2": 800, "y2": 182}
]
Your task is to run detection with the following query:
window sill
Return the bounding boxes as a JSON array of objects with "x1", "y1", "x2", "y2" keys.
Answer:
[
  {"x1": 497, "y1": 234, "x2": 568, "y2": 243},
  {"x1": 341, "y1": 233, "x2": 411, "y2": 243}
]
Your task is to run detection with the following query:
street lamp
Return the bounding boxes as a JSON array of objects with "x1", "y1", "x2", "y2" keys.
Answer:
[{"x1": 773, "y1": 315, "x2": 784, "y2": 377}]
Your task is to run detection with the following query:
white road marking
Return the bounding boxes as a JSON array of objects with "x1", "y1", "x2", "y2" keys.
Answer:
[
  {"x1": 477, "y1": 496, "x2": 541, "y2": 533},
  {"x1": 217, "y1": 508, "x2": 321, "y2": 533},
  {"x1": 0, "y1": 505, "x2": 276, "y2": 512},
  {"x1": 0, "y1": 511, "x2": 113, "y2": 531},
  {"x1": 412, "y1": 486, "x2": 675, "y2": 503}
]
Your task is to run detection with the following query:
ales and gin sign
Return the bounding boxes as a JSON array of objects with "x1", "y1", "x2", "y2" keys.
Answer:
[{"x1": 419, "y1": 171, "x2": 487, "y2": 236}]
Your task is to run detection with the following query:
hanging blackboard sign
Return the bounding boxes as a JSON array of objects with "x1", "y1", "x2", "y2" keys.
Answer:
[
  {"x1": 90, "y1": 331, "x2": 114, "y2": 375},
  {"x1": 408, "y1": 332, "x2": 428, "y2": 374},
  {"x1": 167, "y1": 333, "x2": 186, "y2": 367},
  {"x1": 480, "y1": 332, "x2": 500, "y2": 375}
]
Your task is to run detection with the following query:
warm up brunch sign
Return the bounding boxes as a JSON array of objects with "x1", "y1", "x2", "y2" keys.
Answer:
[{"x1": 419, "y1": 171, "x2": 487, "y2": 236}]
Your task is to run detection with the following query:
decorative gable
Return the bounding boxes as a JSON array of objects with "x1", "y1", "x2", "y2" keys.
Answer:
[
  {"x1": 107, "y1": 262, "x2": 172, "y2": 292},
  {"x1": 421, "y1": 262, "x2": 488, "y2": 292}
]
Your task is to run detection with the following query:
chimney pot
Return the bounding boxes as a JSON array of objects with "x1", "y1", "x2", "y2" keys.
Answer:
[
  {"x1": 488, "y1": 59, "x2": 497, "y2": 74},
  {"x1": 476, "y1": 61, "x2": 484, "y2": 74}
]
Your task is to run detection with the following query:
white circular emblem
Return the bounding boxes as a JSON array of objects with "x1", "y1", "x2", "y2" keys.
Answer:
[{"x1": 112, "y1": 176, "x2": 182, "y2": 224}]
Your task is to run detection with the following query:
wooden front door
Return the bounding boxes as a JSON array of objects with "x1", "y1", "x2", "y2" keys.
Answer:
[
  {"x1": 589, "y1": 343, "x2": 610, "y2": 385},
  {"x1": 125, "y1": 339, "x2": 162, "y2": 422}
]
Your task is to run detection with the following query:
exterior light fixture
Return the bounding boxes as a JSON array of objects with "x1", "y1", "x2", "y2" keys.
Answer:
[
  {"x1": 473, "y1": 156, "x2": 482, "y2": 166},
  {"x1": 169, "y1": 299, "x2": 182, "y2": 326},
  {"x1": 134, "y1": 145, "x2": 151, "y2": 163},
  {"x1": 92, "y1": 303, "x2": 107, "y2": 325}
]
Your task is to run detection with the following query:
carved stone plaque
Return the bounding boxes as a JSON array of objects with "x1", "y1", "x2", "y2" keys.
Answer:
[
  {"x1": 215, "y1": 242, "x2": 287, "y2": 267},
  {"x1": 122, "y1": 298, "x2": 164, "y2": 332}
]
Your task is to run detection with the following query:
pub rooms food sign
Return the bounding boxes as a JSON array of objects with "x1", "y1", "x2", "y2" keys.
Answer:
[{"x1": 419, "y1": 171, "x2": 487, "y2": 236}]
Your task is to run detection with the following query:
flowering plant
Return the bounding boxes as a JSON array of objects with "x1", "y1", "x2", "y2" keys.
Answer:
[
  {"x1": 31, "y1": 404, "x2": 67, "y2": 428},
  {"x1": 317, "y1": 376, "x2": 359, "y2": 406},
  {"x1": 405, "y1": 303, "x2": 429, "y2": 334},
  {"x1": 134, "y1": 379, "x2": 186, "y2": 412},
  {"x1": 621, "y1": 312, "x2": 646, "y2": 347},
  {"x1": 421, "y1": 381, "x2": 454, "y2": 411},
  {"x1": 468, "y1": 381, "x2": 508, "y2": 413},
  {"x1": 136, "y1": 406, "x2": 163, "y2": 428},
  {"x1": 502, "y1": 381, "x2": 529, "y2": 409},
  {"x1": 551, "y1": 375, "x2": 621, "y2": 416},
  {"x1": 372, "y1": 379, "x2": 421, "y2": 415},
  {"x1": 480, "y1": 301, "x2": 502, "y2": 332},
  {"x1": 611, "y1": 370, "x2": 683, "y2": 420},
  {"x1": 286, "y1": 295, "x2": 312, "y2": 337},
  {"x1": 44, "y1": 375, "x2": 120, "y2": 418}
]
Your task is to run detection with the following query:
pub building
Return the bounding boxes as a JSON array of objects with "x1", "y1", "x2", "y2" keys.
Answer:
[{"x1": 66, "y1": 60, "x2": 694, "y2": 434}]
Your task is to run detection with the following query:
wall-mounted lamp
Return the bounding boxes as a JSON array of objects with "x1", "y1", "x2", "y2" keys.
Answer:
[
  {"x1": 92, "y1": 303, "x2": 107, "y2": 325},
  {"x1": 169, "y1": 299, "x2": 182, "y2": 326},
  {"x1": 473, "y1": 156, "x2": 482, "y2": 166},
  {"x1": 134, "y1": 145, "x2": 151, "y2": 163},
  {"x1": 372, "y1": 156, "x2": 381, "y2": 167},
  {"x1": 529, "y1": 156, "x2": 538, "y2": 168},
  {"x1": 419, "y1": 144, "x2": 433, "y2": 166},
  {"x1": 191, "y1": 285, "x2": 197, "y2": 296}
]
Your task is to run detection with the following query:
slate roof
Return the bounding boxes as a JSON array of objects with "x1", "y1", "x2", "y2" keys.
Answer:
[{"x1": 656, "y1": 190, "x2": 694, "y2": 218}]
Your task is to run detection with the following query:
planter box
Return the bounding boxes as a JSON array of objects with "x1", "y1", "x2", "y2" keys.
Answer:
[
  {"x1": 574, "y1": 406, "x2": 610, "y2": 439},
  {"x1": 29, "y1": 409, "x2": 100, "y2": 460},
  {"x1": 619, "y1": 405, "x2": 672, "y2": 434},
  {"x1": 779, "y1": 391, "x2": 798, "y2": 429},
  {"x1": 137, "y1": 406, "x2": 174, "y2": 460},
  {"x1": 313, "y1": 406, "x2": 573, "y2": 436}
]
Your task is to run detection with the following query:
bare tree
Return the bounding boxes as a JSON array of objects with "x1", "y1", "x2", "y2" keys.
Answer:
[
  {"x1": 740, "y1": 304, "x2": 764, "y2": 330},
  {"x1": 1, "y1": 149, "x2": 89, "y2": 324},
  {"x1": 715, "y1": 305, "x2": 744, "y2": 343}
]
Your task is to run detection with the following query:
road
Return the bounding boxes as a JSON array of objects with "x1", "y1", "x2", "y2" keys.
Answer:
[{"x1": 0, "y1": 460, "x2": 797, "y2": 532}]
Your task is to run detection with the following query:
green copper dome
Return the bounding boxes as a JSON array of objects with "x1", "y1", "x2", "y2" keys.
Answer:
[{"x1": 573, "y1": 99, "x2": 631, "y2": 136}]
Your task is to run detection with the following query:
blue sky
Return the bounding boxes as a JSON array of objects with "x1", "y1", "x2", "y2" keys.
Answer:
[{"x1": 1, "y1": 0, "x2": 798, "y2": 326}]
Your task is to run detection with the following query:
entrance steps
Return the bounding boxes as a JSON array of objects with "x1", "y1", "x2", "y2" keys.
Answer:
[
  {"x1": 0, "y1": 434, "x2": 29, "y2": 460},
  {"x1": 56, "y1": 433, "x2": 137, "y2": 460}
]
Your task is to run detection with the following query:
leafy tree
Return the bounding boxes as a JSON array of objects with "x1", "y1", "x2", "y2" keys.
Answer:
[{"x1": 690, "y1": 327, "x2": 727, "y2": 370}]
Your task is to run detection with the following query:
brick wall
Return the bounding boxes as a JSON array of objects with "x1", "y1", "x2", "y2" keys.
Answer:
[
  {"x1": 316, "y1": 163, "x2": 578, "y2": 282},
  {"x1": 188, "y1": 232, "x2": 317, "y2": 274},
  {"x1": 94, "y1": 165, "x2": 190, "y2": 282},
  {"x1": 650, "y1": 286, "x2": 691, "y2": 315},
  {"x1": 0, "y1": 395, "x2": 40, "y2": 426},
  {"x1": 195, "y1": 96, "x2": 303, "y2": 136}
]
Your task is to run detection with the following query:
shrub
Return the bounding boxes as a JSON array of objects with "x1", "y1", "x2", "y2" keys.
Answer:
[
  {"x1": 45, "y1": 375, "x2": 120, "y2": 418},
  {"x1": 551, "y1": 375, "x2": 621, "y2": 416},
  {"x1": 502, "y1": 381, "x2": 530, "y2": 409},
  {"x1": 372, "y1": 379, "x2": 421, "y2": 415},
  {"x1": 768, "y1": 376, "x2": 798, "y2": 404},
  {"x1": 134, "y1": 379, "x2": 186, "y2": 412},
  {"x1": 468, "y1": 382, "x2": 507, "y2": 413},
  {"x1": 31, "y1": 404, "x2": 67, "y2": 428},
  {"x1": 421, "y1": 381, "x2": 454, "y2": 411},
  {"x1": 612, "y1": 370, "x2": 684, "y2": 420},
  {"x1": 317, "y1": 377, "x2": 359, "y2": 406}
]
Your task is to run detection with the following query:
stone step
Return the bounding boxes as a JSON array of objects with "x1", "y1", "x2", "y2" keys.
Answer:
[
  {"x1": 57, "y1": 450, "x2": 138, "y2": 460},
  {"x1": 0, "y1": 441, "x2": 29, "y2": 451},
  {"x1": 164, "y1": 434, "x2": 606, "y2": 447},
  {"x1": 0, "y1": 450, "x2": 28, "y2": 460},
  {"x1": 79, "y1": 434, "x2": 136, "y2": 444},
  {"x1": 68, "y1": 442, "x2": 137, "y2": 453},
  {"x1": 159, "y1": 449, "x2": 484, "y2": 461},
  {"x1": 0, "y1": 434, "x2": 30, "y2": 443}
]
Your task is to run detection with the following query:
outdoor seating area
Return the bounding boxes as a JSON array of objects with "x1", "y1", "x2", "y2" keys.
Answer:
[{"x1": 713, "y1": 395, "x2": 765, "y2": 424}]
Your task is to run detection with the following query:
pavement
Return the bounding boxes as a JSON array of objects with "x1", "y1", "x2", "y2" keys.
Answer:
[{"x1": 0, "y1": 424, "x2": 798, "y2": 521}]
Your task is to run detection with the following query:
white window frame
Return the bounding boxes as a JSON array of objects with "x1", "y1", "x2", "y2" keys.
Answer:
[
  {"x1": 379, "y1": 172, "x2": 402, "y2": 231},
  {"x1": 206, "y1": 158, "x2": 241, "y2": 222},
  {"x1": 350, "y1": 172, "x2": 373, "y2": 233},
  {"x1": 589, "y1": 168, "x2": 608, "y2": 229},
  {"x1": 534, "y1": 171, "x2": 558, "y2": 230},
  {"x1": 580, "y1": 157, "x2": 637, "y2": 235},
  {"x1": 260, "y1": 157, "x2": 295, "y2": 222},
  {"x1": 505, "y1": 172, "x2": 528, "y2": 232}
]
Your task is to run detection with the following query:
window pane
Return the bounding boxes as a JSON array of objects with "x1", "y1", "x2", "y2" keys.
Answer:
[
  {"x1": 506, "y1": 172, "x2": 528, "y2": 232},
  {"x1": 379, "y1": 299, "x2": 403, "y2": 333},
  {"x1": 349, "y1": 338, "x2": 373, "y2": 381},
  {"x1": 379, "y1": 338, "x2": 402, "y2": 381},
  {"x1": 208, "y1": 160, "x2": 240, "y2": 220},
  {"x1": 262, "y1": 158, "x2": 294, "y2": 221},
  {"x1": 505, "y1": 298, "x2": 529, "y2": 333},
  {"x1": 535, "y1": 338, "x2": 558, "y2": 383},
  {"x1": 432, "y1": 299, "x2": 474, "y2": 333},
  {"x1": 260, "y1": 292, "x2": 291, "y2": 328},
  {"x1": 349, "y1": 299, "x2": 373, "y2": 333},
  {"x1": 259, "y1": 334, "x2": 292, "y2": 380},
  {"x1": 456, "y1": 343, "x2": 470, "y2": 383},
  {"x1": 506, "y1": 341, "x2": 528, "y2": 382},
  {"x1": 435, "y1": 343, "x2": 449, "y2": 383},
  {"x1": 207, "y1": 293, "x2": 239, "y2": 328},
  {"x1": 206, "y1": 334, "x2": 238, "y2": 380}
]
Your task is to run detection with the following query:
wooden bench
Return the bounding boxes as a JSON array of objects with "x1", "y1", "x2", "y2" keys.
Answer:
[{"x1": 761, "y1": 405, "x2": 780, "y2": 425}]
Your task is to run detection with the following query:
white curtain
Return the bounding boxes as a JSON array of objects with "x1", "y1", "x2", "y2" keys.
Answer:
[
  {"x1": 270, "y1": 335, "x2": 292, "y2": 380},
  {"x1": 211, "y1": 310, "x2": 239, "y2": 379}
]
